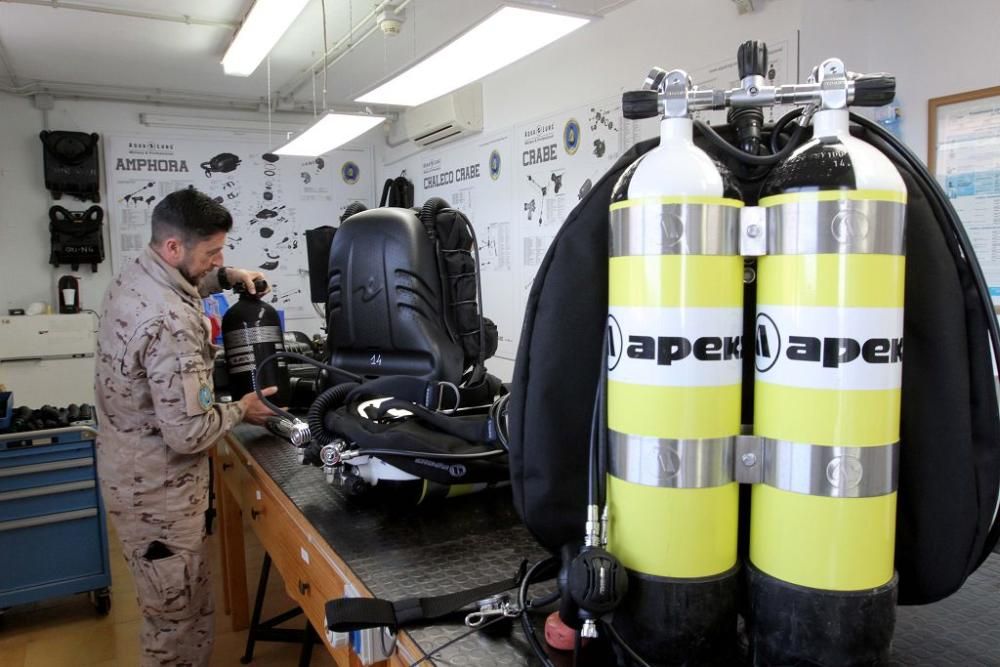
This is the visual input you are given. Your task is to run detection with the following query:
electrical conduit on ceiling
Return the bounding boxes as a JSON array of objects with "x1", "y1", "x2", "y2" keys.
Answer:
[{"x1": 0, "y1": 0, "x2": 409, "y2": 110}]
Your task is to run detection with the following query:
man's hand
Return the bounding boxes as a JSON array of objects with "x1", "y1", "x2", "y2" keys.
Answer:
[
  {"x1": 239, "y1": 386, "x2": 279, "y2": 425},
  {"x1": 226, "y1": 267, "x2": 271, "y2": 295}
]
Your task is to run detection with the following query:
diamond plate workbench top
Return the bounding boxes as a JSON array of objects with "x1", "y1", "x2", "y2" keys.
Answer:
[{"x1": 232, "y1": 426, "x2": 1000, "y2": 666}]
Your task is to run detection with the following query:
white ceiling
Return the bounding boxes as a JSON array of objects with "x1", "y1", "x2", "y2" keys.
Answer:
[{"x1": 0, "y1": 0, "x2": 629, "y2": 111}]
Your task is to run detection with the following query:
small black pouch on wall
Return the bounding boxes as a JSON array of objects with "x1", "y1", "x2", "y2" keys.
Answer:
[
  {"x1": 39, "y1": 131, "x2": 101, "y2": 203},
  {"x1": 49, "y1": 205, "x2": 105, "y2": 272}
]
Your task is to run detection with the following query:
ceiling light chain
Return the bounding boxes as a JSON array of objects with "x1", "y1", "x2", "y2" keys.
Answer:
[
  {"x1": 321, "y1": 0, "x2": 329, "y2": 112},
  {"x1": 267, "y1": 54, "x2": 272, "y2": 147}
]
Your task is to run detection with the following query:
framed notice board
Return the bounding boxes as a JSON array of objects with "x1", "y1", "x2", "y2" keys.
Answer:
[{"x1": 928, "y1": 86, "x2": 1000, "y2": 303}]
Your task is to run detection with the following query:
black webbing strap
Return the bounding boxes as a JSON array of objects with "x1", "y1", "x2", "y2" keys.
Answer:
[
  {"x1": 346, "y1": 376, "x2": 442, "y2": 409},
  {"x1": 373, "y1": 399, "x2": 498, "y2": 443},
  {"x1": 344, "y1": 375, "x2": 498, "y2": 412},
  {"x1": 325, "y1": 566, "x2": 525, "y2": 633}
]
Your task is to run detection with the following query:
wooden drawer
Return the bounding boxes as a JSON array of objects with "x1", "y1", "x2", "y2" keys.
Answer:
[
  {"x1": 241, "y1": 470, "x2": 361, "y2": 665},
  {"x1": 215, "y1": 438, "x2": 243, "y2": 500}
]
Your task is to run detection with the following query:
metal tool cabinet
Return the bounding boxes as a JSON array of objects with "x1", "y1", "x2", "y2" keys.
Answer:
[{"x1": 0, "y1": 425, "x2": 111, "y2": 614}]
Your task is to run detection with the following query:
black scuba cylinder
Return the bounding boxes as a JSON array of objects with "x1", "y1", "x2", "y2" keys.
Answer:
[{"x1": 222, "y1": 279, "x2": 291, "y2": 404}]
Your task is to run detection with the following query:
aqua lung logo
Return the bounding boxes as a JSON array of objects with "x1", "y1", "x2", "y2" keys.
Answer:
[
  {"x1": 755, "y1": 312, "x2": 903, "y2": 372},
  {"x1": 826, "y1": 455, "x2": 864, "y2": 490},
  {"x1": 660, "y1": 212, "x2": 685, "y2": 248},
  {"x1": 489, "y1": 150, "x2": 502, "y2": 180},
  {"x1": 415, "y1": 458, "x2": 467, "y2": 478},
  {"x1": 563, "y1": 119, "x2": 581, "y2": 155},
  {"x1": 341, "y1": 161, "x2": 360, "y2": 184},
  {"x1": 831, "y1": 209, "x2": 870, "y2": 243}
]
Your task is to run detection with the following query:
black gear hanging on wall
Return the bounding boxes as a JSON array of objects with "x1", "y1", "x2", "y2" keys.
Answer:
[{"x1": 39, "y1": 131, "x2": 101, "y2": 203}]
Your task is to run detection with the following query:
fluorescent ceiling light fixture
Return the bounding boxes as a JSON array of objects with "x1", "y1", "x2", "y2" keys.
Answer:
[
  {"x1": 275, "y1": 113, "x2": 386, "y2": 156},
  {"x1": 222, "y1": 0, "x2": 311, "y2": 76},
  {"x1": 140, "y1": 113, "x2": 308, "y2": 135},
  {"x1": 355, "y1": 5, "x2": 590, "y2": 107}
]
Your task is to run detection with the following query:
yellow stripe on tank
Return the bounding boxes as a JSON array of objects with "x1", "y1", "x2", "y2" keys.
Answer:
[
  {"x1": 750, "y1": 484, "x2": 896, "y2": 591},
  {"x1": 757, "y1": 255, "x2": 905, "y2": 308},
  {"x1": 609, "y1": 256, "x2": 743, "y2": 308},
  {"x1": 758, "y1": 189, "x2": 907, "y2": 207},
  {"x1": 610, "y1": 196, "x2": 745, "y2": 211},
  {"x1": 608, "y1": 475, "x2": 739, "y2": 578},
  {"x1": 754, "y1": 382, "x2": 900, "y2": 446},
  {"x1": 609, "y1": 381, "x2": 741, "y2": 440}
]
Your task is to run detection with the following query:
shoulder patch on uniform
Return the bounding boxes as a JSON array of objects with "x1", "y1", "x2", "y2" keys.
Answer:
[{"x1": 198, "y1": 384, "x2": 213, "y2": 410}]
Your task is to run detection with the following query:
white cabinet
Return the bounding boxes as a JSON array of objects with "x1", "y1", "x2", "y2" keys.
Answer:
[{"x1": 0, "y1": 314, "x2": 97, "y2": 406}]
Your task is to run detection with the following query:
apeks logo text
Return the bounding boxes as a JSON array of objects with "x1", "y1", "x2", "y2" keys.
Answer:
[
  {"x1": 622, "y1": 332, "x2": 742, "y2": 366},
  {"x1": 607, "y1": 309, "x2": 744, "y2": 387},
  {"x1": 754, "y1": 306, "x2": 904, "y2": 391}
]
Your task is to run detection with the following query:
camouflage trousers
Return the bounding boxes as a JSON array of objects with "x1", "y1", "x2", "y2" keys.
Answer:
[{"x1": 114, "y1": 517, "x2": 215, "y2": 666}]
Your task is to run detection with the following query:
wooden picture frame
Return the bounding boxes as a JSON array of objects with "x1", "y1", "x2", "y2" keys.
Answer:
[{"x1": 928, "y1": 85, "x2": 1000, "y2": 176}]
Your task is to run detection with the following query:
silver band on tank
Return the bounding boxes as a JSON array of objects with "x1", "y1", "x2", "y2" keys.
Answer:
[
  {"x1": 761, "y1": 438, "x2": 899, "y2": 498},
  {"x1": 764, "y1": 199, "x2": 905, "y2": 256},
  {"x1": 610, "y1": 203, "x2": 741, "y2": 257},
  {"x1": 223, "y1": 326, "x2": 283, "y2": 348},
  {"x1": 608, "y1": 431, "x2": 735, "y2": 489}
]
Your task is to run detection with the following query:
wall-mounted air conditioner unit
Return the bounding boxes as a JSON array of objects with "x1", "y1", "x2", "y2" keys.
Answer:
[{"x1": 388, "y1": 83, "x2": 483, "y2": 148}]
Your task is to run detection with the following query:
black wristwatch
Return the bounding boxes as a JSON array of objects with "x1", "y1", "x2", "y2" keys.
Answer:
[{"x1": 218, "y1": 266, "x2": 232, "y2": 290}]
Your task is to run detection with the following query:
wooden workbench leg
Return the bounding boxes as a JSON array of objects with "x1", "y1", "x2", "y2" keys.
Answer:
[
  {"x1": 215, "y1": 458, "x2": 232, "y2": 617},
  {"x1": 217, "y1": 461, "x2": 250, "y2": 631}
]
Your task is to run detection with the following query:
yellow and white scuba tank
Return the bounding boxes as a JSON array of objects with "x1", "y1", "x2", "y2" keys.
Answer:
[
  {"x1": 606, "y1": 70, "x2": 744, "y2": 664},
  {"x1": 748, "y1": 72, "x2": 908, "y2": 665}
]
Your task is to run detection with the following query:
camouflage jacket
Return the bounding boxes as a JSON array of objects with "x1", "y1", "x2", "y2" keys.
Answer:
[{"x1": 95, "y1": 247, "x2": 244, "y2": 526}]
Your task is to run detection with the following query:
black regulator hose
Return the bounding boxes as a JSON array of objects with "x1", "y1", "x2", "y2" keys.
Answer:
[
  {"x1": 770, "y1": 107, "x2": 806, "y2": 154},
  {"x1": 340, "y1": 201, "x2": 367, "y2": 223},
  {"x1": 695, "y1": 108, "x2": 807, "y2": 166},
  {"x1": 419, "y1": 196, "x2": 450, "y2": 242},
  {"x1": 307, "y1": 382, "x2": 359, "y2": 447},
  {"x1": 253, "y1": 351, "x2": 363, "y2": 421}
]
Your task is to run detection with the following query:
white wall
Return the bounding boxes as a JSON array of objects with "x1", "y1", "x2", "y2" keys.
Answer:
[
  {"x1": 375, "y1": 0, "x2": 999, "y2": 380},
  {"x1": 1, "y1": 0, "x2": 996, "y2": 373},
  {"x1": 0, "y1": 96, "x2": 380, "y2": 335}
]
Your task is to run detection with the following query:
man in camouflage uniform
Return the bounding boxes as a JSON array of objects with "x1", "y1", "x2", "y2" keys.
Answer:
[{"x1": 95, "y1": 188, "x2": 277, "y2": 666}]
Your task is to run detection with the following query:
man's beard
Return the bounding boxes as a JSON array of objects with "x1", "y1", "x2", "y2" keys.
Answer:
[{"x1": 178, "y1": 261, "x2": 207, "y2": 286}]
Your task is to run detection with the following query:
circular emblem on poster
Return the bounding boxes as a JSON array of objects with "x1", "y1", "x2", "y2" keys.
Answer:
[
  {"x1": 489, "y1": 149, "x2": 502, "y2": 180},
  {"x1": 563, "y1": 118, "x2": 581, "y2": 155},
  {"x1": 341, "y1": 161, "x2": 360, "y2": 184}
]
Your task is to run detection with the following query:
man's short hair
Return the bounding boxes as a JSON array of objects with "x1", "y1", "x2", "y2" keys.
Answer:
[{"x1": 150, "y1": 187, "x2": 233, "y2": 247}]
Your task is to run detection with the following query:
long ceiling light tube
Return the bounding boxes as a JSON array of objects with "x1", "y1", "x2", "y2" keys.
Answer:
[
  {"x1": 274, "y1": 112, "x2": 386, "y2": 156},
  {"x1": 222, "y1": 0, "x2": 312, "y2": 77},
  {"x1": 355, "y1": 4, "x2": 590, "y2": 107}
]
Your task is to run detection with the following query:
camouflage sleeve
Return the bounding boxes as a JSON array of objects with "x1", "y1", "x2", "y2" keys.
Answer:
[
  {"x1": 197, "y1": 267, "x2": 223, "y2": 298},
  {"x1": 145, "y1": 316, "x2": 245, "y2": 454}
]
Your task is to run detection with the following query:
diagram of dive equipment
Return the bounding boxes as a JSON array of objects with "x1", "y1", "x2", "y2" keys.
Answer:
[
  {"x1": 300, "y1": 157, "x2": 325, "y2": 184},
  {"x1": 524, "y1": 171, "x2": 565, "y2": 225},
  {"x1": 119, "y1": 181, "x2": 157, "y2": 207},
  {"x1": 200, "y1": 152, "x2": 242, "y2": 178}
]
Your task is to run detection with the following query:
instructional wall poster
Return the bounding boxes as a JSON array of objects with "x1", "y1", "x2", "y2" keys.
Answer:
[
  {"x1": 512, "y1": 96, "x2": 626, "y2": 331},
  {"x1": 384, "y1": 95, "x2": 626, "y2": 360},
  {"x1": 933, "y1": 95, "x2": 1000, "y2": 301},
  {"x1": 388, "y1": 131, "x2": 518, "y2": 357},
  {"x1": 105, "y1": 136, "x2": 373, "y2": 321}
]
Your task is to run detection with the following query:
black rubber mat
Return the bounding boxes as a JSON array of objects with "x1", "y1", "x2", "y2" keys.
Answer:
[{"x1": 236, "y1": 426, "x2": 1000, "y2": 666}]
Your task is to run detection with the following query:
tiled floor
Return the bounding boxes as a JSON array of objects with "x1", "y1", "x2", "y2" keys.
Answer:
[{"x1": 0, "y1": 515, "x2": 338, "y2": 666}]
